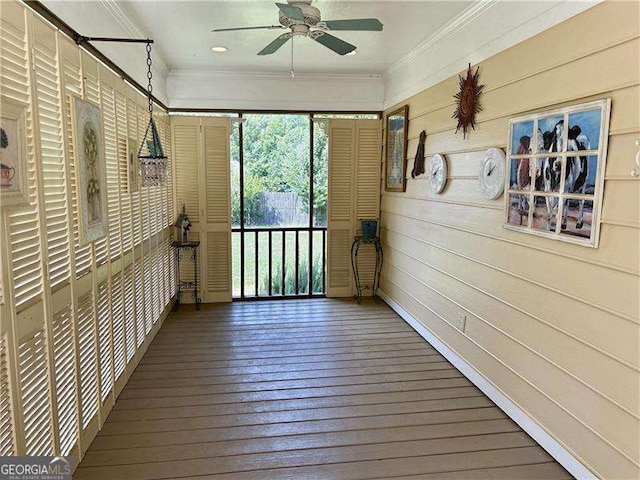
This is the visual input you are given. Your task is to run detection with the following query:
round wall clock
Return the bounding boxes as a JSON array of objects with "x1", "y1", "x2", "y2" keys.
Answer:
[
  {"x1": 429, "y1": 153, "x2": 448, "y2": 194},
  {"x1": 478, "y1": 148, "x2": 506, "y2": 199}
]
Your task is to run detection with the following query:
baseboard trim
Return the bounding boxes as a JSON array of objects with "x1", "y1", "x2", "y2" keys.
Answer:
[{"x1": 379, "y1": 289, "x2": 596, "y2": 480}]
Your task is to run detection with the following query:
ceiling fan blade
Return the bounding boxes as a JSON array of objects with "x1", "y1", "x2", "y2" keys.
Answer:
[
  {"x1": 322, "y1": 18, "x2": 383, "y2": 31},
  {"x1": 212, "y1": 25, "x2": 285, "y2": 32},
  {"x1": 257, "y1": 33, "x2": 291, "y2": 55},
  {"x1": 276, "y1": 2, "x2": 304, "y2": 22},
  {"x1": 312, "y1": 32, "x2": 356, "y2": 55}
]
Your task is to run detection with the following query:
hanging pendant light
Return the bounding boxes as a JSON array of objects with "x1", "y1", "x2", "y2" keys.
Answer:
[{"x1": 138, "y1": 40, "x2": 167, "y2": 187}]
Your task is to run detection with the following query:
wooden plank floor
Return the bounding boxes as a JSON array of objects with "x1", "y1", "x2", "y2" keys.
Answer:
[{"x1": 75, "y1": 298, "x2": 572, "y2": 480}]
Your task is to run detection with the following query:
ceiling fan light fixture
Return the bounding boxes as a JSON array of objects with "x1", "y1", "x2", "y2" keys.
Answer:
[
  {"x1": 211, "y1": 46, "x2": 228, "y2": 52},
  {"x1": 346, "y1": 50, "x2": 357, "y2": 56}
]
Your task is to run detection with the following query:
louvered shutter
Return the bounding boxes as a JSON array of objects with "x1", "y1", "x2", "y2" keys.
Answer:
[
  {"x1": 62, "y1": 43, "x2": 92, "y2": 277},
  {"x1": 51, "y1": 306, "x2": 78, "y2": 455},
  {"x1": 327, "y1": 120, "x2": 355, "y2": 297},
  {"x1": 77, "y1": 291, "x2": 98, "y2": 429},
  {"x1": 202, "y1": 118, "x2": 232, "y2": 302},
  {"x1": 81, "y1": 52, "x2": 108, "y2": 267},
  {"x1": 128, "y1": 97, "x2": 142, "y2": 247},
  {"x1": 134, "y1": 258, "x2": 146, "y2": 347},
  {"x1": 353, "y1": 120, "x2": 382, "y2": 295},
  {"x1": 172, "y1": 117, "x2": 201, "y2": 223},
  {"x1": 115, "y1": 88, "x2": 133, "y2": 253},
  {"x1": 110, "y1": 271, "x2": 125, "y2": 382},
  {"x1": 4, "y1": 5, "x2": 43, "y2": 310},
  {"x1": 326, "y1": 119, "x2": 382, "y2": 297},
  {"x1": 33, "y1": 19, "x2": 70, "y2": 290},
  {"x1": 0, "y1": 335, "x2": 15, "y2": 456},
  {"x1": 18, "y1": 329, "x2": 53, "y2": 455},
  {"x1": 122, "y1": 263, "x2": 136, "y2": 364},
  {"x1": 96, "y1": 280, "x2": 112, "y2": 401},
  {"x1": 100, "y1": 68, "x2": 121, "y2": 261}
]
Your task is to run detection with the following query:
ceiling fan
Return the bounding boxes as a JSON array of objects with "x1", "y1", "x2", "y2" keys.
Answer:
[{"x1": 212, "y1": 0, "x2": 383, "y2": 56}]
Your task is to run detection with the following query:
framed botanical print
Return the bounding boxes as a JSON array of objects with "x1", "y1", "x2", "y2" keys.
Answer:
[
  {"x1": 71, "y1": 95, "x2": 108, "y2": 245},
  {"x1": 504, "y1": 99, "x2": 611, "y2": 248},
  {"x1": 385, "y1": 105, "x2": 409, "y2": 192},
  {"x1": 0, "y1": 96, "x2": 29, "y2": 207}
]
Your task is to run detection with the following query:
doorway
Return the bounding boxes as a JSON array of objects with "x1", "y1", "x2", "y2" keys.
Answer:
[{"x1": 231, "y1": 113, "x2": 328, "y2": 299}]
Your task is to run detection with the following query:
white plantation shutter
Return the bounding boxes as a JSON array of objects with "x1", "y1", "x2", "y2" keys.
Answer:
[
  {"x1": 172, "y1": 118, "x2": 201, "y2": 223},
  {"x1": 77, "y1": 291, "x2": 98, "y2": 428},
  {"x1": 4, "y1": 6, "x2": 42, "y2": 309},
  {"x1": 101, "y1": 72, "x2": 121, "y2": 260},
  {"x1": 151, "y1": 244, "x2": 162, "y2": 324},
  {"x1": 135, "y1": 258, "x2": 146, "y2": 347},
  {"x1": 355, "y1": 121, "x2": 382, "y2": 222},
  {"x1": 327, "y1": 119, "x2": 382, "y2": 297},
  {"x1": 1, "y1": 2, "x2": 176, "y2": 464},
  {"x1": 96, "y1": 280, "x2": 113, "y2": 401},
  {"x1": 123, "y1": 263, "x2": 136, "y2": 363},
  {"x1": 202, "y1": 119, "x2": 232, "y2": 302},
  {"x1": 206, "y1": 231, "x2": 231, "y2": 298},
  {"x1": 9, "y1": 212, "x2": 44, "y2": 308},
  {"x1": 138, "y1": 103, "x2": 152, "y2": 242},
  {"x1": 32, "y1": 23, "x2": 70, "y2": 289},
  {"x1": 82, "y1": 54, "x2": 108, "y2": 267},
  {"x1": 143, "y1": 251, "x2": 154, "y2": 334},
  {"x1": 327, "y1": 120, "x2": 355, "y2": 297},
  {"x1": 51, "y1": 306, "x2": 78, "y2": 455},
  {"x1": 1, "y1": 336, "x2": 15, "y2": 456},
  {"x1": 18, "y1": 329, "x2": 53, "y2": 455},
  {"x1": 162, "y1": 238, "x2": 173, "y2": 305},
  {"x1": 110, "y1": 271, "x2": 125, "y2": 381},
  {"x1": 62, "y1": 43, "x2": 92, "y2": 277},
  {"x1": 116, "y1": 91, "x2": 133, "y2": 252},
  {"x1": 128, "y1": 97, "x2": 142, "y2": 247},
  {"x1": 353, "y1": 121, "x2": 382, "y2": 294}
]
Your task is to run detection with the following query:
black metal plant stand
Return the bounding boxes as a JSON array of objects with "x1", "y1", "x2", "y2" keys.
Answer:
[
  {"x1": 350, "y1": 235, "x2": 383, "y2": 304},
  {"x1": 172, "y1": 240, "x2": 201, "y2": 310}
]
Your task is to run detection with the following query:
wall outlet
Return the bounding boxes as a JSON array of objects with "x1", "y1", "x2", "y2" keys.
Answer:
[{"x1": 454, "y1": 313, "x2": 466, "y2": 332}]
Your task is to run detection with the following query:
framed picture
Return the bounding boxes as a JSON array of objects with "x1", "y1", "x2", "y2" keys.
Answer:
[
  {"x1": 0, "y1": 96, "x2": 29, "y2": 208},
  {"x1": 504, "y1": 99, "x2": 611, "y2": 248},
  {"x1": 71, "y1": 95, "x2": 108, "y2": 245},
  {"x1": 385, "y1": 105, "x2": 409, "y2": 192},
  {"x1": 127, "y1": 136, "x2": 139, "y2": 193}
]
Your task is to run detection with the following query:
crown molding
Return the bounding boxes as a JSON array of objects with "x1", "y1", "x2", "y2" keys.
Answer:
[
  {"x1": 382, "y1": 0, "x2": 601, "y2": 109},
  {"x1": 385, "y1": 0, "x2": 500, "y2": 79},
  {"x1": 168, "y1": 69, "x2": 383, "y2": 83},
  {"x1": 97, "y1": 0, "x2": 170, "y2": 76}
]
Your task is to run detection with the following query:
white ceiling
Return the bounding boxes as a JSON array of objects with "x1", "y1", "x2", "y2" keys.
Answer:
[
  {"x1": 43, "y1": 0, "x2": 472, "y2": 75},
  {"x1": 119, "y1": 1, "x2": 473, "y2": 74},
  {"x1": 40, "y1": 0, "x2": 598, "y2": 109}
]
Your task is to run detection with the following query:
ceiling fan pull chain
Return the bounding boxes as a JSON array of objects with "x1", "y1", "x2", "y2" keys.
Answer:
[{"x1": 290, "y1": 35, "x2": 295, "y2": 79}]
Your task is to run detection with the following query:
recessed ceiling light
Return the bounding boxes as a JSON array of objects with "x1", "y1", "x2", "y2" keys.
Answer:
[
  {"x1": 211, "y1": 46, "x2": 228, "y2": 52},
  {"x1": 346, "y1": 50, "x2": 357, "y2": 56}
]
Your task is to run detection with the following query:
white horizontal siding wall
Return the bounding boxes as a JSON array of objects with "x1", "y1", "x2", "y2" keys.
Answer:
[{"x1": 380, "y1": 2, "x2": 639, "y2": 478}]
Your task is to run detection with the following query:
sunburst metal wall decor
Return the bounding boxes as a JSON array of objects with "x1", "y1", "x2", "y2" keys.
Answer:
[{"x1": 452, "y1": 63, "x2": 484, "y2": 139}]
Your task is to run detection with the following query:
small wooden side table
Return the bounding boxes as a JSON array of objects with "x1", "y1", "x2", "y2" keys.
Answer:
[
  {"x1": 171, "y1": 240, "x2": 201, "y2": 310},
  {"x1": 350, "y1": 235, "x2": 383, "y2": 304}
]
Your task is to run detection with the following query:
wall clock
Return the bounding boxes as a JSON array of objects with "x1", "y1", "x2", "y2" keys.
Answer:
[
  {"x1": 429, "y1": 153, "x2": 447, "y2": 194},
  {"x1": 479, "y1": 148, "x2": 505, "y2": 199}
]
